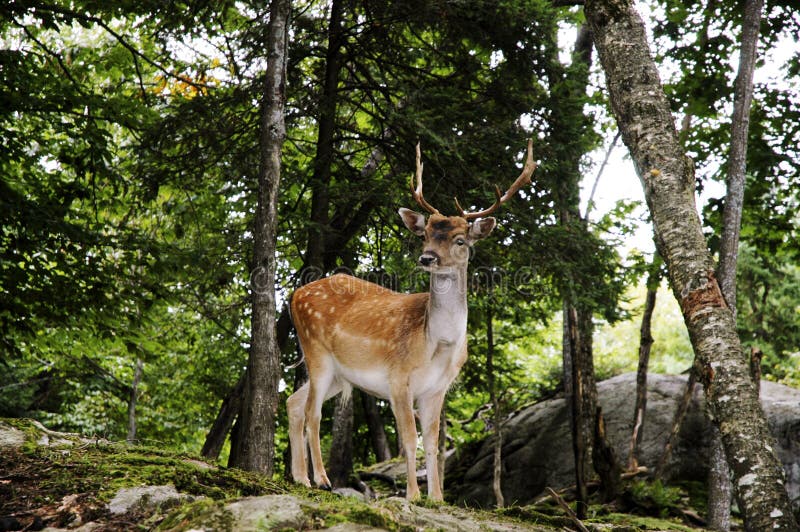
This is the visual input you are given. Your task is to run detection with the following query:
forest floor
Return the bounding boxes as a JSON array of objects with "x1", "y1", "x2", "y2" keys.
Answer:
[{"x1": 0, "y1": 418, "x2": 715, "y2": 531}]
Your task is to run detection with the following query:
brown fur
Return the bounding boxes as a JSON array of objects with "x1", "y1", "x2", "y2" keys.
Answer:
[{"x1": 287, "y1": 209, "x2": 495, "y2": 501}]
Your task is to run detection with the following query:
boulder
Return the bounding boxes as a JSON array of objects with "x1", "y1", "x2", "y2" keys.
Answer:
[
  {"x1": 445, "y1": 372, "x2": 800, "y2": 509},
  {"x1": 108, "y1": 485, "x2": 197, "y2": 515}
]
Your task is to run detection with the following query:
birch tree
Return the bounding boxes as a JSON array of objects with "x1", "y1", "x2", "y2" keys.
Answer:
[
  {"x1": 707, "y1": 0, "x2": 765, "y2": 528},
  {"x1": 584, "y1": 0, "x2": 797, "y2": 528}
]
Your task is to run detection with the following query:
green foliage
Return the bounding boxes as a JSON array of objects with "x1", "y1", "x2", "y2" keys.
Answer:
[
  {"x1": 0, "y1": 0, "x2": 251, "y2": 449},
  {"x1": 593, "y1": 281, "x2": 694, "y2": 377},
  {"x1": 628, "y1": 480, "x2": 683, "y2": 519},
  {"x1": 736, "y1": 244, "x2": 800, "y2": 387}
]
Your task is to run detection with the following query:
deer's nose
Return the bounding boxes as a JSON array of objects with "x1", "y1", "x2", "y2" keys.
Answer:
[{"x1": 419, "y1": 253, "x2": 439, "y2": 267}]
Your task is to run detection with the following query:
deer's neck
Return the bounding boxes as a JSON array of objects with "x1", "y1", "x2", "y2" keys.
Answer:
[{"x1": 426, "y1": 268, "x2": 468, "y2": 349}]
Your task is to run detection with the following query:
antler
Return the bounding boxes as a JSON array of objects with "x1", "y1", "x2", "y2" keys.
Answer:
[
  {"x1": 455, "y1": 139, "x2": 537, "y2": 220},
  {"x1": 410, "y1": 142, "x2": 441, "y2": 215}
]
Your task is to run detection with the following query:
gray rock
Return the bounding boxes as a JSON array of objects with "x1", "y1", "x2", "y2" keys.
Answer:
[
  {"x1": 446, "y1": 372, "x2": 800, "y2": 509},
  {"x1": 224, "y1": 495, "x2": 307, "y2": 530},
  {"x1": 0, "y1": 421, "x2": 26, "y2": 449},
  {"x1": 333, "y1": 487, "x2": 368, "y2": 501},
  {"x1": 379, "y1": 496, "x2": 546, "y2": 531},
  {"x1": 108, "y1": 485, "x2": 195, "y2": 515}
]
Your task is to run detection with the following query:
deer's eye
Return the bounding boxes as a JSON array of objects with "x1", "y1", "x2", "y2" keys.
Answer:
[{"x1": 455, "y1": 238, "x2": 466, "y2": 246}]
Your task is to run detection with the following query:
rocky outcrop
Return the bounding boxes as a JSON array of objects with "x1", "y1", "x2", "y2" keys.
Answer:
[{"x1": 445, "y1": 372, "x2": 800, "y2": 509}]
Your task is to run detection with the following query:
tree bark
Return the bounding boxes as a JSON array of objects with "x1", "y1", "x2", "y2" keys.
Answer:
[
  {"x1": 438, "y1": 407, "x2": 446, "y2": 495},
  {"x1": 708, "y1": 429, "x2": 733, "y2": 531},
  {"x1": 202, "y1": 372, "x2": 245, "y2": 459},
  {"x1": 231, "y1": 0, "x2": 290, "y2": 475},
  {"x1": 328, "y1": 393, "x2": 354, "y2": 488},
  {"x1": 584, "y1": 0, "x2": 796, "y2": 528},
  {"x1": 717, "y1": 0, "x2": 764, "y2": 314},
  {"x1": 486, "y1": 301, "x2": 504, "y2": 508},
  {"x1": 361, "y1": 391, "x2": 392, "y2": 462},
  {"x1": 655, "y1": 367, "x2": 698, "y2": 480},
  {"x1": 566, "y1": 305, "x2": 593, "y2": 519},
  {"x1": 750, "y1": 347, "x2": 762, "y2": 395},
  {"x1": 709, "y1": 1, "x2": 764, "y2": 528},
  {"x1": 126, "y1": 358, "x2": 143, "y2": 444},
  {"x1": 628, "y1": 255, "x2": 661, "y2": 470},
  {"x1": 304, "y1": 0, "x2": 344, "y2": 280},
  {"x1": 555, "y1": 23, "x2": 600, "y2": 520},
  {"x1": 593, "y1": 407, "x2": 621, "y2": 502}
]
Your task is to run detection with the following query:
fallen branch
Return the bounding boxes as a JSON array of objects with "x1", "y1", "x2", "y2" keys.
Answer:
[{"x1": 545, "y1": 487, "x2": 590, "y2": 532}]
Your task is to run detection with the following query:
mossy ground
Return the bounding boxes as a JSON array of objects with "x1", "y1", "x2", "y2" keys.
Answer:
[
  {"x1": 1, "y1": 419, "x2": 286, "y2": 530},
  {"x1": 1, "y1": 419, "x2": 713, "y2": 531}
]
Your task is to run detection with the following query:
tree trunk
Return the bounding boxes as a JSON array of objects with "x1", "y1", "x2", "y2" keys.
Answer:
[
  {"x1": 584, "y1": 0, "x2": 796, "y2": 528},
  {"x1": 361, "y1": 391, "x2": 392, "y2": 462},
  {"x1": 565, "y1": 305, "x2": 597, "y2": 519},
  {"x1": 593, "y1": 407, "x2": 621, "y2": 502},
  {"x1": 708, "y1": 1, "x2": 764, "y2": 528},
  {"x1": 750, "y1": 347, "x2": 762, "y2": 395},
  {"x1": 304, "y1": 0, "x2": 344, "y2": 280},
  {"x1": 628, "y1": 255, "x2": 661, "y2": 470},
  {"x1": 126, "y1": 358, "x2": 143, "y2": 444},
  {"x1": 438, "y1": 407, "x2": 446, "y2": 495},
  {"x1": 655, "y1": 367, "x2": 698, "y2": 480},
  {"x1": 486, "y1": 301, "x2": 504, "y2": 508},
  {"x1": 555, "y1": 23, "x2": 600, "y2": 520},
  {"x1": 230, "y1": 0, "x2": 290, "y2": 475},
  {"x1": 202, "y1": 372, "x2": 245, "y2": 460},
  {"x1": 203, "y1": 303, "x2": 292, "y2": 461},
  {"x1": 227, "y1": 414, "x2": 241, "y2": 467},
  {"x1": 328, "y1": 393, "x2": 354, "y2": 488},
  {"x1": 708, "y1": 429, "x2": 733, "y2": 531},
  {"x1": 565, "y1": 305, "x2": 590, "y2": 519},
  {"x1": 717, "y1": 0, "x2": 764, "y2": 313}
]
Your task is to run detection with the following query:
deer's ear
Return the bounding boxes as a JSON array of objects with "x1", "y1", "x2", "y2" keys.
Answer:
[
  {"x1": 468, "y1": 217, "x2": 496, "y2": 241},
  {"x1": 399, "y1": 208, "x2": 426, "y2": 236}
]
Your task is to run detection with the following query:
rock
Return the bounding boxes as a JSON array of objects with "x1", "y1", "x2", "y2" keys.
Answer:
[
  {"x1": 324, "y1": 524, "x2": 386, "y2": 531},
  {"x1": 159, "y1": 493, "x2": 546, "y2": 532},
  {"x1": 333, "y1": 487, "x2": 368, "y2": 501},
  {"x1": 108, "y1": 485, "x2": 196, "y2": 515},
  {"x1": 0, "y1": 419, "x2": 107, "y2": 450},
  {"x1": 446, "y1": 372, "x2": 800, "y2": 509},
  {"x1": 0, "y1": 421, "x2": 26, "y2": 449},
  {"x1": 378, "y1": 496, "x2": 545, "y2": 531},
  {"x1": 224, "y1": 495, "x2": 307, "y2": 530}
]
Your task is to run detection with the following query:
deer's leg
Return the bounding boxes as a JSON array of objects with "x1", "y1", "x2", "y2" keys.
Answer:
[
  {"x1": 418, "y1": 390, "x2": 446, "y2": 501},
  {"x1": 390, "y1": 380, "x2": 420, "y2": 500},
  {"x1": 287, "y1": 381, "x2": 311, "y2": 486},
  {"x1": 305, "y1": 362, "x2": 341, "y2": 490}
]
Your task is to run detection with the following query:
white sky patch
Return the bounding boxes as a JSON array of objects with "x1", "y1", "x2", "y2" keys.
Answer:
[{"x1": 490, "y1": 50, "x2": 505, "y2": 69}]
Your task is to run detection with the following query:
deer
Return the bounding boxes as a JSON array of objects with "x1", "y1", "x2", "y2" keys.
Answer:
[{"x1": 287, "y1": 140, "x2": 536, "y2": 501}]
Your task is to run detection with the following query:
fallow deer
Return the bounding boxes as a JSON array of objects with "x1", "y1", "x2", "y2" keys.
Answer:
[{"x1": 287, "y1": 140, "x2": 536, "y2": 501}]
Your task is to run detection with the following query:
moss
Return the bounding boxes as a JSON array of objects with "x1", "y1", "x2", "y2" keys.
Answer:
[
  {"x1": 497, "y1": 504, "x2": 578, "y2": 529},
  {"x1": 303, "y1": 491, "x2": 411, "y2": 531},
  {"x1": 156, "y1": 498, "x2": 234, "y2": 531},
  {"x1": 13, "y1": 421, "x2": 285, "y2": 504},
  {"x1": 589, "y1": 512, "x2": 697, "y2": 531}
]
